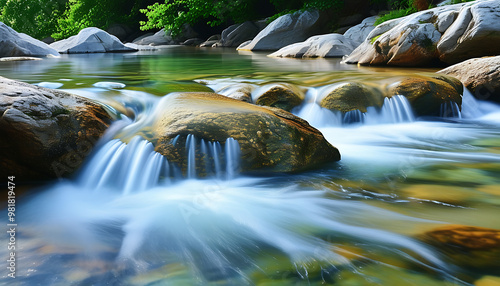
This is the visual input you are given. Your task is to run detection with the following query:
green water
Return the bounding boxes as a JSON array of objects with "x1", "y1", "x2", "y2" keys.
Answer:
[{"x1": 1, "y1": 47, "x2": 500, "y2": 286}]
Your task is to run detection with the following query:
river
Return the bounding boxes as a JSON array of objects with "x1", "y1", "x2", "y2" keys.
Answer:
[{"x1": 1, "y1": 47, "x2": 500, "y2": 285}]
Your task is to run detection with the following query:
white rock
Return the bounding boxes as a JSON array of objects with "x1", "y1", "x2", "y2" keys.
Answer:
[
  {"x1": 269, "y1": 34, "x2": 356, "y2": 58},
  {"x1": 237, "y1": 10, "x2": 321, "y2": 51},
  {"x1": 0, "y1": 22, "x2": 59, "y2": 57},
  {"x1": 344, "y1": 16, "x2": 378, "y2": 47},
  {"x1": 50, "y1": 27, "x2": 136, "y2": 54},
  {"x1": 36, "y1": 82, "x2": 63, "y2": 89},
  {"x1": 93, "y1": 82, "x2": 126, "y2": 89},
  {"x1": 344, "y1": 0, "x2": 500, "y2": 66}
]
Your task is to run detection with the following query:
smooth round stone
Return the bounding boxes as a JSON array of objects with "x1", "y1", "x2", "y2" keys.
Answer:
[
  {"x1": 36, "y1": 82, "x2": 64, "y2": 89},
  {"x1": 93, "y1": 82, "x2": 126, "y2": 89}
]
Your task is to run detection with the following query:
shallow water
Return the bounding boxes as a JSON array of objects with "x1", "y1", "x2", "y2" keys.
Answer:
[{"x1": 1, "y1": 47, "x2": 500, "y2": 285}]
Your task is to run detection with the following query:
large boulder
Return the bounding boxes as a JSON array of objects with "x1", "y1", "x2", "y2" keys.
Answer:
[
  {"x1": 269, "y1": 33, "x2": 356, "y2": 58},
  {"x1": 0, "y1": 22, "x2": 59, "y2": 57},
  {"x1": 216, "y1": 21, "x2": 263, "y2": 47},
  {"x1": 343, "y1": 16, "x2": 377, "y2": 47},
  {"x1": 319, "y1": 82, "x2": 384, "y2": 113},
  {"x1": 388, "y1": 75, "x2": 463, "y2": 116},
  {"x1": 216, "y1": 83, "x2": 254, "y2": 103},
  {"x1": 237, "y1": 10, "x2": 322, "y2": 51},
  {"x1": 50, "y1": 27, "x2": 136, "y2": 53},
  {"x1": 344, "y1": 0, "x2": 500, "y2": 66},
  {"x1": 132, "y1": 92, "x2": 340, "y2": 173},
  {"x1": 438, "y1": 56, "x2": 500, "y2": 102},
  {"x1": 252, "y1": 83, "x2": 305, "y2": 111},
  {"x1": 0, "y1": 77, "x2": 113, "y2": 181}
]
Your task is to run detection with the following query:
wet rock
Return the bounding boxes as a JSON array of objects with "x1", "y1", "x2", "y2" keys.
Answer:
[
  {"x1": 252, "y1": 83, "x2": 305, "y2": 111},
  {"x1": 237, "y1": 10, "x2": 322, "y2": 51},
  {"x1": 0, "y1": 77, "x2": 113, "y2": 181},
  {"x1": 420, "y1": 225, "x2": 500, "y2": 270},
  {"x1": 344, "y1": 1, "x2": 500, "y2": 66},
  {"x1": 269, "y1": 33, "x2": 356, "y2": 58},
  {"x1": 50, "y1": 27, "x2": 136, "y2": 54},
  {"x1": 137, "y1": 92, "x2": 340, "y2": 173},
  {"x1": 388, "y1": 75, "x2": 463, "y2": 116},
  {"x1": 0, "y1": 22, "x2": 59, "y2": 57},
  {"x1": 0, "y1": 57, "x2": 42, "y2": 62},
  {"x1": 319, "y1": 82, "x2": 384, "y2": 113},
  {"x1": 216, "y1": 83, "x2": 254, "y2": 103},
  {"x1": 438, "y1": 56, "x2": 500, "y2": 103},
  {"x1": 343, "y1": 16, "x2": 377, "y2": 47},
  {"x1": 199, "y1": 34, "x2": 220, "y2": 47}
]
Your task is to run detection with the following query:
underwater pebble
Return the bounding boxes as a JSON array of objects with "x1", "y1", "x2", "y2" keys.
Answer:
[
  {"x1": 93, "y1": 82, "x2": 126, "y2": 89},
  {"x1": 36, "y1": 82, "x2": 64, "y2": 89}
]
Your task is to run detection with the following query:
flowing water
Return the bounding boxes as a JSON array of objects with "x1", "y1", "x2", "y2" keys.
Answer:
[{"x1": 1, "y1": 47, "x2": 500, "y2": 285}]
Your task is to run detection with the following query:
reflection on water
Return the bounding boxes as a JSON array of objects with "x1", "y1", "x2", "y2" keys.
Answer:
[{"x1": 1, "y1": 48, "x2": 500, "y2": 285}]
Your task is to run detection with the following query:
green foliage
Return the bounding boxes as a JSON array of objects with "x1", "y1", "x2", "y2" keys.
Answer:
[
  {"x1": 0, "y1": 0, "x2": 67, "y2": 39},
  {"x1": 52, "y1": 0, "x2": 142, "y2": 40},
  {"x1": 141, "y1": 0, "x2": 344, "y2": 36},
  {"x1": 140, "y1": 0, "x2": 261, "y2": 36},
  {"x1": 450, "y1": 0, "x2": 474, "y2": 3},
  {"x1": 374, "y1": 6, "x2": 417, "y2": 25}
]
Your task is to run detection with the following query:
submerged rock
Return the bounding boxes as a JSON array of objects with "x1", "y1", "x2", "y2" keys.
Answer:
[
  {"x1": 0, "y1": 22, "x2": 59, "y2": 57},
  {"x1": 216, "y1": 83, "x2": 254, "y2": 103},
  {"x1": 252, "y1": 83, "x2": 305, "y2": 111},
  {"x1": 237, "y1": 10, "x2": 322, "y2": 51},
  {"x1": 344, "y1": 0, "x2": 500, "y2": 66},
  {"x1": 269, "y1": 33, "x2": 356, "y2": 58},
  {"x1": 438, "y1": 56, "x2": 500, "y2": 102},
  {"x1": 134, "y1": 92, "x2": 340, "y2": 173},
  {"x1": 420, "y1": 225, "x2": 500, "y2": 271},
  {"x1": 0, "y1": 77, "x2": 113, "y2": 181},
  {"x1": 319, "y1": 82, "x2": 384, "y2": 113},
  {"x1": 388, "y1": 75, "x2": 463, "y2": 117},
  {"x1": 50, "y1": 27, "x2": 136, "y2": 54}
]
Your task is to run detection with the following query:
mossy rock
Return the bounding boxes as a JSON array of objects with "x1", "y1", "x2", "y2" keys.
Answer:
[
  {"x1": 419, "y1": 225, "x2": 500, "y2": 271},
  {"x1": 130, "y1": 92, "x2": 340, "y2": 174},
  {"x1": 388, "y1": 75, "x2": 463, "y2": 117},
  {"x1": 319, "y1": 82, "x2": 384, "y2": 113},
  {"x1": 0, "y1": 77, "x2": 113, "y2": 181},
  {"x1": 253, "y1": 83, "x2": 305, "y2": 111}
]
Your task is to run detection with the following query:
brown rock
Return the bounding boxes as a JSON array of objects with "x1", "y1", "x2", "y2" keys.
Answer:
[
  {"x1": 253, "y1": 83, "x2": 305, "y2": 112},
  {"x1": 130, "y1": 92, "x2": 340, "y2": 174},
  {"x1": 319, "y1": 82, "x2": 384, "y2": 113},
  {"x1": 388, "y1": 75, "x2": 463, "y2": 116},
  {"x1": 0, "y1": 77, "x2": 113, "y2": 181},
  {"x1": 439, "y1": 56, "x2": 500, "y2": 102}
]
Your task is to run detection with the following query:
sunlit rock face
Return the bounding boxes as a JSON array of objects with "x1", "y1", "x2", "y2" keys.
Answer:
[
  {"x1": 237, "y1": 10, "x2": 323, "y2": 51},
  {"x1": 344, "y1": 0, "x2": 500, "y2": 66},
  {"x1": 50, "y1": 27, "x2": 136, "y2": 54},
  {"x1": 0, "y1": 77, "x2": 113, "y2": 181},
  {"x1": 0, "y1": 22, "x2": 59, "y2": 57},
  {"x1": 439, "y1": 55, "x2": 500, "y2": 103},
  {"x1": 127, "y1": 92, "x2": 340, "y2": 173},
  {"x1": 269, "y1": 33, "x2": 356, "y2": 58}
]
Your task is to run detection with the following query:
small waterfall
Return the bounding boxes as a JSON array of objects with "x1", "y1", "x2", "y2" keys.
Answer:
[
  {"x1": 295, "y1": 88, "x2": 342, "y2": 127},
  {"x1": 79, "y1": 136, "x2": 167, "y2": 193},
  {"x1": 378, "y1": 95, "x2": 415, "y2": 123},
  {"x1": 343, "y1": 110, "x2": 366, "y2": 124},
  {"x1": 186, "y1": 134, "x2": 196, "y2": 179},
  {"x1": 225, "y1": 138, "x2": 241, "y2": 180},
  {"x1": 440, "y1": 101, "x2": 462, "y2": 119}
]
